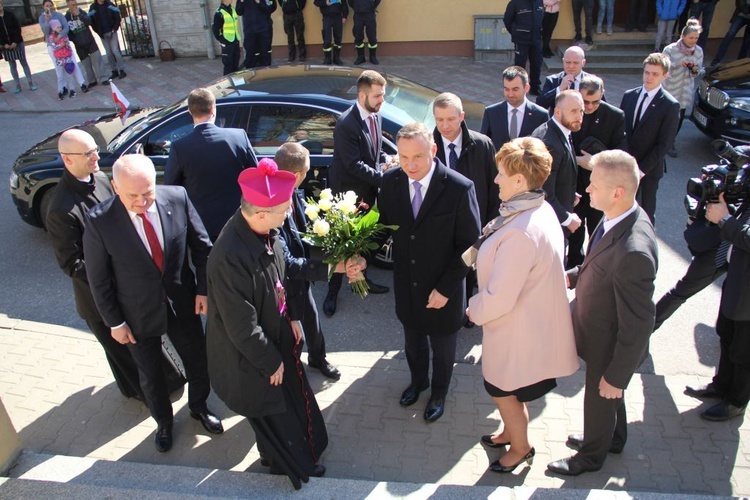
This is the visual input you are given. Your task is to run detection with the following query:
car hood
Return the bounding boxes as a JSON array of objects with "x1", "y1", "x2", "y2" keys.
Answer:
[
  {"x1": 708, "y1": 58, "x2": 750, "y2": 91},
  {"x1": 16, "y1": 107, "x2": 161, "y2": 160}
]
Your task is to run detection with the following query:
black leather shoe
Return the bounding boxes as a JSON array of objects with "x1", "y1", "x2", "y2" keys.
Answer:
[
  {"x1": 424, "y1": 397, "x2": 445, "y2": 422},
  {"x1": 489, "y1": 447, "x2": 535, "y2": 473},
  {"x1": 364, "y1": 279, "x2": 389, "y2": 294},
  {"x1": 309, "y1": 360, "x2": 341, "y2": 381},
  {"x1": 323, "y1": 290, "x2": 338, "y2": 317},
  {"x1": 155, "y1": 423, "x2": 173, "y2": 452},
  {"x1": 547, "y1": 457, "x2": 601, "y2": 476},
  {"x1": 400, "y1": 380, "x2": 429, "y2": 406},
  {"x1": 190, "y1": 409, "x2": 224, "y2": 434},
  {"x1": 685, "y1": 382, "x2": 723, "y2": 399},
  {"x1": 700, "y1": 402, "x2": 746, "y2": 421},
  {"x1": 566, "y1": 434, "x2": 623, "y2": 454},
  {"x1": 312, "y1": 464, "x2": 326, "y2": 477},
  {"x1": 480, "y1": 434, "x2": 510, "y2": 448}
]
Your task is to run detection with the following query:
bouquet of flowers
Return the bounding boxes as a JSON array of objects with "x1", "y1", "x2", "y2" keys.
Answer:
[{"x1": 303, "y1": 189, "x2": 397, "y2": 297}]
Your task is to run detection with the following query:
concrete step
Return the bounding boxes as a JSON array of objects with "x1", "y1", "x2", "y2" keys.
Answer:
[{"x1": 0, "y1": 451, "x2": 732, "y2": 499}]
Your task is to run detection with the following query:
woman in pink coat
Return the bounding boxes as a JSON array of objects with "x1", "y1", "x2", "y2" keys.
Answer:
[{"x1": 466, "y1": 137, "x2": 578, "y2": 473}]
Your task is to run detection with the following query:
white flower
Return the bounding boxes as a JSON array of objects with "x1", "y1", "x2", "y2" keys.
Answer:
[
  {"x1": 312, "y1": 218, "x2": 330, "y2": 237},
  {"x1": 318, "y1": 198, "x2": 333, "y2": 211},
  {"x1": 319, "y1": 188, "x2": 333, "y2": 200},
  {"x1": 335, "y1": 199, "x2": 356, "y2": 215},
  {"x1": 343, "y1": 190, "x2": 358, "y2": 205},
  {"x1": 304, "y1": 204, "x2": 320, "y2": 220}
]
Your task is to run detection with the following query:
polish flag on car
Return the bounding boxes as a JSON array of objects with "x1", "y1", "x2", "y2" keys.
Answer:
[{"x1": 111, "y1": 81, "x2": 130, "y2": 113}]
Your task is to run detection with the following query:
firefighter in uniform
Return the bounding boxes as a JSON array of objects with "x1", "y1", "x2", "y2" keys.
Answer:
[
  {"x1": 212, "y1": 0, "x2": 242, "y2": 75},
  {"x1": 237, "y1": 0, "x2": 277, "y2": 69},
  {"x1": 314, "y1": 0, "x2": 348, "y2": 65},
  {"x1": 349, "y1": 0, "x2": 380, "y2": 65},
  {"x1": 280, "y1": 0, "x2": 307, "y2": 62}
]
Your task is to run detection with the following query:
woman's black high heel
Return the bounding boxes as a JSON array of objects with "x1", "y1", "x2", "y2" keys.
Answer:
[{"x1": 489, "y1": 447, "x2": 535, "y2": 473}]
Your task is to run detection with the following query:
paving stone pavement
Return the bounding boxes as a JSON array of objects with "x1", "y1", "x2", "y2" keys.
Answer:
[{"x1": 1, "y1": 42, "x2": 750, "y2": 497}]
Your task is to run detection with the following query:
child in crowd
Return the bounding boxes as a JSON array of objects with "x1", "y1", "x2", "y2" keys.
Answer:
[{"x1": 48, "y1": 19, "x2": 87, "y2": 100}]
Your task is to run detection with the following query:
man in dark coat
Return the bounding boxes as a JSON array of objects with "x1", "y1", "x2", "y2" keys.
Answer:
[
  {"x1": 280, "y1": 0, "x2": 306, "y2": 62},
  {"x1": 536, "y1": 46, "x2": 590, "y2": 111},
  {"x1": 88, "y1": 0, "x2": 126, "y2": 79},
  {"x1": 349, "y1": 0, "x2": 380, "y2": 65},
  {"x1": 691, "y1": 194, "x2": 750, "y2": 421},
  {"x1": 481, "y1": 66, "x2": 548, "y2": 151},
  {"x1": 548, "y1": 150, "x2": 658, "y2": 476},
  {"x1": 503, "y1": 0, "x2": 544, "y2": 94},
  {"x1": 236, "y1": 0, "x2": 277, "y2": 68},
  {"x1": 620, "y1": 52, "x2": 680, "y2": 225},
  {"x1": 532, "y1": 90, "x2": 584, "y2": 253},
  {"x1": 83, "y1": 154, "x2": 222, "y2": 453},
  {"x1": 276, "y1": 142, "x2": 357, "y2": 380},
  {"x1": 432, "y1": 92, "x2": 497, "y2": 328},
  {"x1": 568, "y1": 75, "x2": 627, "y2": 268},
  {"x1": 46, "y1": 129, "x2": 143, "y2": 399},
  {"x1": 164, "y1": 88, "x2": 258, "y2": 242},
  {"x1": 324, "y1": 69, "x2": 389, "y2": 316},
  {"x1": 206, "y1": 160, "x2": 328, "y2": 490},
  {"x1": 379, "y1": 122, "x2": 481, "y2": 423}
]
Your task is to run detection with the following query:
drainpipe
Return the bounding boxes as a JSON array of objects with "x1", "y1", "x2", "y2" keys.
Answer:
[{"x1": 201, "y1": 2, "x2": 216, "y2": 59}]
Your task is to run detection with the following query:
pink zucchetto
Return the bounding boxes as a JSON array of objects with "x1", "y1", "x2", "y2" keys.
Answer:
[{"x1": 238, "y1": 158, "x2": 296, "y2": 208}]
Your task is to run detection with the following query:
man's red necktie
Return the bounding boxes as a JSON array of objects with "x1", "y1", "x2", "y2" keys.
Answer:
[{"x1": 137, "y1": 212, "x2": 164, "y2": 272}]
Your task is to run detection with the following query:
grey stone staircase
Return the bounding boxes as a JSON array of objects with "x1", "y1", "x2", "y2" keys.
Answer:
[
  {"x1": 0, "y1": 450, "x2": 731, "y2": 499},
  {"x1": 547, "y1": 30, "x2": 659, "y2": 74}
]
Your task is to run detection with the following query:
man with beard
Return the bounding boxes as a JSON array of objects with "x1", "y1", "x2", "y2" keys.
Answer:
[
  {"x1": 206, "y1": 160, "x2": 337, "y2": 489},
  {"x1": 532, "y1": 90, "x2": 584, "y2": 256},
  {"x1": 568, "y1": 75, "x2": 627, "y2": 268},
  {"x1": 481, "y1": 66, "x2": 548, "y2": 151},
  {"x1": 323, "y1": 69, "x2": 389, "y2": 317}
]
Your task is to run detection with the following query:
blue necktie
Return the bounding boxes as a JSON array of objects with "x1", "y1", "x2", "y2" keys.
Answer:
[
  {"x1": 589, "y1": 222, "x2": 605, "y2": 252},
  {"x1": 412, "y1": 181, "x2": 422, "y2": 218},
  {"x1": 448, "y1": 143, "x2": 458, "y2": 170}
]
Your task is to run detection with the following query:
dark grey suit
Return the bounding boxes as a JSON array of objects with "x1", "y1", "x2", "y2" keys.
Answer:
[
  {"x1": 567, "y1": 206, "x2": 658, "y2": 469},
  {"x1": 480, "y1": 99, "x2": 549, "y2": 151}
]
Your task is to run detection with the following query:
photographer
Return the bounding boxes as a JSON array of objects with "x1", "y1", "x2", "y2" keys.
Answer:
[{"x1": 690, "y1": 193, "x2": 750, "y2": 421}]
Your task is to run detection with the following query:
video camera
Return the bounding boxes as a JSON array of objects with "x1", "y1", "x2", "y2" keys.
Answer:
[{"x1": 684, "y1": 139, "x2": 750, "y2": 220}]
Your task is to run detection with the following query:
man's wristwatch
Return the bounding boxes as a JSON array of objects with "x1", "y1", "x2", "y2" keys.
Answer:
[{"x1": 718, "y1": 214, "x2": 732, "y2": 228}]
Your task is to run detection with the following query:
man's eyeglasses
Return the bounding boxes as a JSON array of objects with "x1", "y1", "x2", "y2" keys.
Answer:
[{"x1": 61, "y1": 146, "x2": 100, "y2": 159}]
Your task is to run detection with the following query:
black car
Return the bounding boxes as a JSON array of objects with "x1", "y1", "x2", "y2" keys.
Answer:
[
  {"x1": 10, "y1": 65, "x2": 484, "y2": 230},
  {"x1": 692, "y1": 58, "x2": 750, "y2": 145}
]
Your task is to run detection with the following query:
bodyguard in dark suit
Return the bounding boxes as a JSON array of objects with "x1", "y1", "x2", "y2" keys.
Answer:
[
  {"x1": 548, "y1": 150, "x2": 658, "y2": 476},
  {"x1": 536, "y1": 46, "x2": 590, "y2": 110},
  {"x1": 503, "y1": 0, "x2": 545, "y2": 94},
  {"x1": 690, "y1": 196, "x2": 750, "y2": 421},
  {"x1": 164, "y1": 88, "x2": 258, "y2": 242},
  {"x1": 532, "y1": 90, "x2": 584, "y2": 245},
  {"x1": 84, "y1": 155, "x2": 223, "y2": 453},
  {"x1": 379, "y1": 122, "x2": 481, "y2": 423},
  {"x1": 620, "y1": 53, "x2": 680, "y2": 225},
  {"x1": 568, "y1": 75, "x2": 627, "y2": 268},
  {"x1": 480, "y1": 66, "x2": 548, "y2": 151},
  {"x1": 324, "y1": 69, "x2": 389, "y2": 316},
  {"x1": 46, "y1": 129, "x2": 143, "y2": 399}
]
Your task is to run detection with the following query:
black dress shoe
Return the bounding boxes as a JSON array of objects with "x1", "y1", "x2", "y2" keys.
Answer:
[
  {"x1": 323, "y1": 290, "x2": 338, "y2": 317},
  {"x1": 685, "y1": 382, "x2": 723, "y2": 399},
  {"x1": 400, "y1": 380, "x2": 429, "y2": 406},
  {"x1": 424, "y1": 397, "x2": 445, "y2": 422},
  {"x1": 155, "y1": 423, "x2": 173, "y2": 452},
  {"x1": 364, "y1": 278, "x2": 389, "y2": 294},
  {"x1": 547, "y1": 457, "x2": 601, "y2": 476},
  {"x1": 312, "y1": 464, "x2": 326, "y2": 477},
  {"x1": 566, "y1": 434, "x2": 623, "y2": 454},
  {"x1": 309, "y1": 360, "x2": 341, "y2": 381},
  {"x1": 700, "y1": 401, "x2": 746, "y2": 421},
  {"x1": 480, "y1": 434, "x2": 510, "y2": 448},
  {"x1": 190, "y1": 409, "x2": 224, "y2": 434},
  {"x1": 489, "y1": 447, "x2": 535, "y2": 473}
]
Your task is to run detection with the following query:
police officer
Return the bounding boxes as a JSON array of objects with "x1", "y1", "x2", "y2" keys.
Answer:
[
  {"x1": 504, "y1": 0, "x2": 545, "y2": 95},
  {"x1": 315, "y1": 0, "x2": 348, "y2": 65},
  {"x1": 237, "y1": 0, "x2": 277, "y2": 68},
  {"x1": 280, "y1": 0, "x2": 307, "y2": 62},
  {"x1": 212, "y1": 0, "x2": 242, "y2": 75},
  {"x1": 349, "y1": 0, "x2": 380, "y2": 65}
]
